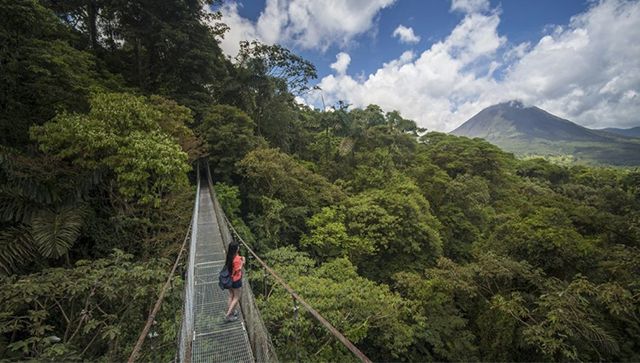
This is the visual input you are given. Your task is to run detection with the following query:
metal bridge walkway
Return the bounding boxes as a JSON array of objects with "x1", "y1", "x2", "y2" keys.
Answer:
[{"x1": 190, "y1": 173, "x2": 254, "y2": 363}]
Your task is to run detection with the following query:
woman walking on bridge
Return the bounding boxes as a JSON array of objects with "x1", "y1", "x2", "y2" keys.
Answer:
[{"x1": 224, "y1": 242, "x2": 244, "y2": 322}]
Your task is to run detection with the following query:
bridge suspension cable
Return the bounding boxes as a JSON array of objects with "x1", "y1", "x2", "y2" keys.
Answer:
[{"x1": 128, "y1": 217, "x2": 192, "y2": 363}]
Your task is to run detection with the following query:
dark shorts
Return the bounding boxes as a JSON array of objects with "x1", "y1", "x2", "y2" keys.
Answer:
[{"x1": 231, "y1": 280, "x2": 242, "y2": 288}]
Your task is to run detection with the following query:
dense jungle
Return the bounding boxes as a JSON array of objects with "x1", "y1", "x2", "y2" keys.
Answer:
[{"x1": 0, "y1": 1, "x2": 638, "y2": 361}]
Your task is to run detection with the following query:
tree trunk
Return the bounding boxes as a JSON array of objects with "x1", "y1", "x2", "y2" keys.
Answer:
[
  {"x1": 135, "y1": 38, "x2": 144, "y2": 89},
  {"x1": 87, "y1": 0, "x2": 99, "y2": 50}
]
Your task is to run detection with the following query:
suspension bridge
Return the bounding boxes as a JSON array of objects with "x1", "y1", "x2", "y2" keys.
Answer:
[{"x1": 127, "y1": 162, "x2": 371, "y2": 363}]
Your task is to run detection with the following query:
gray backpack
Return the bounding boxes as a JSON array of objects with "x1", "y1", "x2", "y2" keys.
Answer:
[{"x1": 218, "y1": 266, "x2": 232, "y2": 290}]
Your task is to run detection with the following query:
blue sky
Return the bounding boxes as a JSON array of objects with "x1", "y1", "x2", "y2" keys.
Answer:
[
  {"x1": 232, "y1": 0, "x2": 587, "y2": 81},
  {"x1": 215, "y1": 0, "x2": 640, "y2": 131}
]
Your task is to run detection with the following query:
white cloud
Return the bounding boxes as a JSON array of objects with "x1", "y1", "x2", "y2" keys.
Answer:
[
  {"x1": 305, "y1": 0, "x2": 640, "y2": 131},
  {"x1": 294, "y1": 96, "x2": 308, "y2": 106},
  {"x1": 330, "y1": 52, "x2": 352, "y2": 75},
  {"x1": 209, "y1": 3, "x2": 259, "y2": 57},
  {"x1": 450, "y1": 0, "x2": 490, "y2": 14},
  {"x1": 308, "y1": 11, "x2": 506, "y2": 132},
  {"x1": 503, "y1": 0, "x2": 640, "y2": 129},
  {"x1": 393, "y1": 25, "x2": 421, "y2": 44},
  {"x1": 217, "y1": 0, "x2": 396, "y2": 56}
]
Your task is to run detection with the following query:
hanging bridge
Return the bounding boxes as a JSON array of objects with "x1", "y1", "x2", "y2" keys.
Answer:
[{"x1": 127, "y1": 162, "x2": 371, "y2": 363}]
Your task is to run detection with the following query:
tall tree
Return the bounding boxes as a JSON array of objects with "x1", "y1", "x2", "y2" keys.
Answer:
[{"x1": 0, "y1": 0, "x2": 97, "y2": 147}]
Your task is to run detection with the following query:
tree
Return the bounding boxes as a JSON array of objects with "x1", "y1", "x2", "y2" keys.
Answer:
[
  {"x1": 237, "y1": 148, "x2": 345, "y2": 248},
  {"x1": 0, "y1": 146, "x2": 95, "y2": 275},
  {"x1": 419, "y1": 132, "x2": 515, "y2": 187},
  {"x1": 493, "y1": 276, "x2": 635, "y2": 361},
  {"x1": 302, "y1": 176, "x2": 442, "y2": 282},
  {"x1": 0, "y1": 249, "x2": 182, "y2": 361},
  {"x1": 235, "y1": 40, "x2": 317, "y2": 95},
  {"x1": 31, "y1": 92, "x2": 191, "y2": 208},
  {"x1": 300, "y1": 207, "x2": 374, "y2": 260},
  {"x1": 484, "y1": 207, "x2": 596, "y2": 279},
  {"x1": 394, "y1": 253, "x2": 548, "y2": 361},
  {"x1": 0, "y1": 0, "x2": 97, "y2": 147},
  {"x1": 238, "y1": 147, "x2": 344, "y2": 212},
  {"x1": 219, "y1": 41, "x2": 317, "y2": 151},
  {"x1": 41, "y1": 0, "x2": 231, "y2": 116},
  {"x1": 198, "y1": 105, "x2": 266, "y2": 183},
  {"x1": 438, "y1": 174, "x2": 493, "y2": 261},
  {"x1": 517, "y1": 158, "x2": 570, "y2": 184},
  {"x1": 255, "y1": 247, "x2": 416, "y2": 362}
]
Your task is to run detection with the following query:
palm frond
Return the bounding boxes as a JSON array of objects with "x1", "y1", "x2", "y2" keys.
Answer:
[
  {"x1": 31, "y1": 205, "x2": 86, "y2": 259},
  {"x1": 0, "y1": 226, "x2": 35, "y2": 276}
]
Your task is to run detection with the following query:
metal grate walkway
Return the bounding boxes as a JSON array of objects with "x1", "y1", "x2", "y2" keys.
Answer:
[{"x1": 191, "y1": 176, "x2": 254, "y2": 363}]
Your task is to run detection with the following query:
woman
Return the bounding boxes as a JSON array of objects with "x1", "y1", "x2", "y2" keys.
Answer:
[{"x1": 224, "y1": 242, "x2": 245, "y2": 322}]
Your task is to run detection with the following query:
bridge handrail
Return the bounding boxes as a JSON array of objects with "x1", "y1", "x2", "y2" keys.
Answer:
[
  {"x1": 178, "y1": 163, "x2": 201, "y2": 362},
  {"x1": 127, "y1": 221, "x2": 191, "y2": 363},
  {"x1": 205, "y1": 165, "x2": 372, "y2": 363}
]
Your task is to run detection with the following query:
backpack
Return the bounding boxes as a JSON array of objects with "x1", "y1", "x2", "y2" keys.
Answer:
[{"x1": 218, "y1": 266, "x2": 232, "y2": 290}]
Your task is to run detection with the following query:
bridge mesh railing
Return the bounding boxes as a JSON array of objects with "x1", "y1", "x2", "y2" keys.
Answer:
[{"x1": 178, "y1": 165, "x2": 201, "y2": 363}]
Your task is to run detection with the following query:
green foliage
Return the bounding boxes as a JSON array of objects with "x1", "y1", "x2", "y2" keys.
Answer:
[
  {"x1": 420, "y1": 132, "x2": 515, "y2": 185},
  {"x1": 3, "y1": 0, "x2": 639, "y2": 360},
  {"x1": 236, "y1": 40, "x2": 317, "y2": 95},
  {"x1": 395, "y1": 270, "x2": 479, "y2": 361},
  {"x1": 345, "y1": 178, "x2": 443, "y2": 281},
  {"x1": 493, "y1": 275, "x2": 637, "y2": 361},
  {"x1": 111, "y1": 130, "x2": 190, "y2": 207},
  {"x1": 300, "y1": 207, "x2": 374, "y2": 260},
  {"x1": 0, "y1": 226, "x2": 35, "y2": 276},
  {"x1": 0, "y1": 147, "x2": 97, "y2": 274},
  {"x1": 31, "y1": 92, "x2": 190, "y2": 207},
  {"x1": 44, "y1": 0, "x2": 230, "y2": 115},
  {"x1": 238, "y1": 148, "x2": 343, "y2": 210},
  {"x1": 0, "y1": 0, "x2": 98, "y2": 147},
  {"x1": 438, "y1": 174, "x2": 493, "y2": 260},
  {"x1": 31, "y1": 205, "x2": 86, "y2": 259},
  {"x1": 198, "y1": 105, "x2": 266, "y2": 182},
  {"x1": 517, "y1": 157, "x2": 570, "y2": 184},
  {"x1": 256, "y1": 247, "x2": 415, "y2": 362},
  {"x1": 148, "y1": 96, "x2": 204, "y2": 162},
  {"x1": 237, "y1": 148, "x2": 345, "y2": 248},
  {"x1": 214, "y1": 183, "x2": 242, "y2": 219},
  {"x1": 485, "y1": 207, "x2": 596, "y2": 278},
  {"x1": 0, "y1": 249, "x2": 182, "y2": 361}
]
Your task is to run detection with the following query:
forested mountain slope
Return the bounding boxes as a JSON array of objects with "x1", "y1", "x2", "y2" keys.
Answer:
[
  {"x1": 599, "y1": 126, "x2": 640, "y2": 138},
  {"x1": 1, "y1": 1, "x2": 639, "y2": 362},
  {"x1": 452, "y1": 101, "x2": 640, "y2": 165}
]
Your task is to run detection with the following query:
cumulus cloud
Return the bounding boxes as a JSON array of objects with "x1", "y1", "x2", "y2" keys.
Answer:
[
  {"x1": 217, "y1": 0, "x2": 396, "y2": 55},
  {"x1": 503, "y1": 0, "x2": 640, "y2": 129},
  {"x1": 305, "y1": 0, "x2": 640, "y2": 131},
  {"x1": 330, "y1": 52, "x2": 352, "y2": 75},
  {"x1": 393, "y1": 25, "x2": 421, "y2": 44},
  {"x1": 309, "y1": 11, "x2": 506, "y2": 131},
  {"x1": 209, "y1": 3, "x2": 259, "y2": 57},
  {"x1": 450, "y1": 0, "x2": 490, "y2": 14}
]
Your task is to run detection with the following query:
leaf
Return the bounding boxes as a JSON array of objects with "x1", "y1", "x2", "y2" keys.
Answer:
[
  {"x1": 31, "y1": 205, "x2": 85, "y2": 259},
  {"x1": 0, "y1": 225, "x2": 35, "y2": 276}
]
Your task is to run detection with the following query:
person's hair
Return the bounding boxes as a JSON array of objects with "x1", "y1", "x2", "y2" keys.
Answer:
[{"x1": 225, "y1": 242, "x2": 239, "y2": 274}]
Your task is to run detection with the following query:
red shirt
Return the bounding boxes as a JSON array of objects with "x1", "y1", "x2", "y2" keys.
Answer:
[{"x1": 231, "y1": 254, "x2": 243, "y2": 282}]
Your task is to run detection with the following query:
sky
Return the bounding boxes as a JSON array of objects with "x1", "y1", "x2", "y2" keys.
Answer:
[{"x1": 212, "y1": 0, "x2": 640, "y2": 132}]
